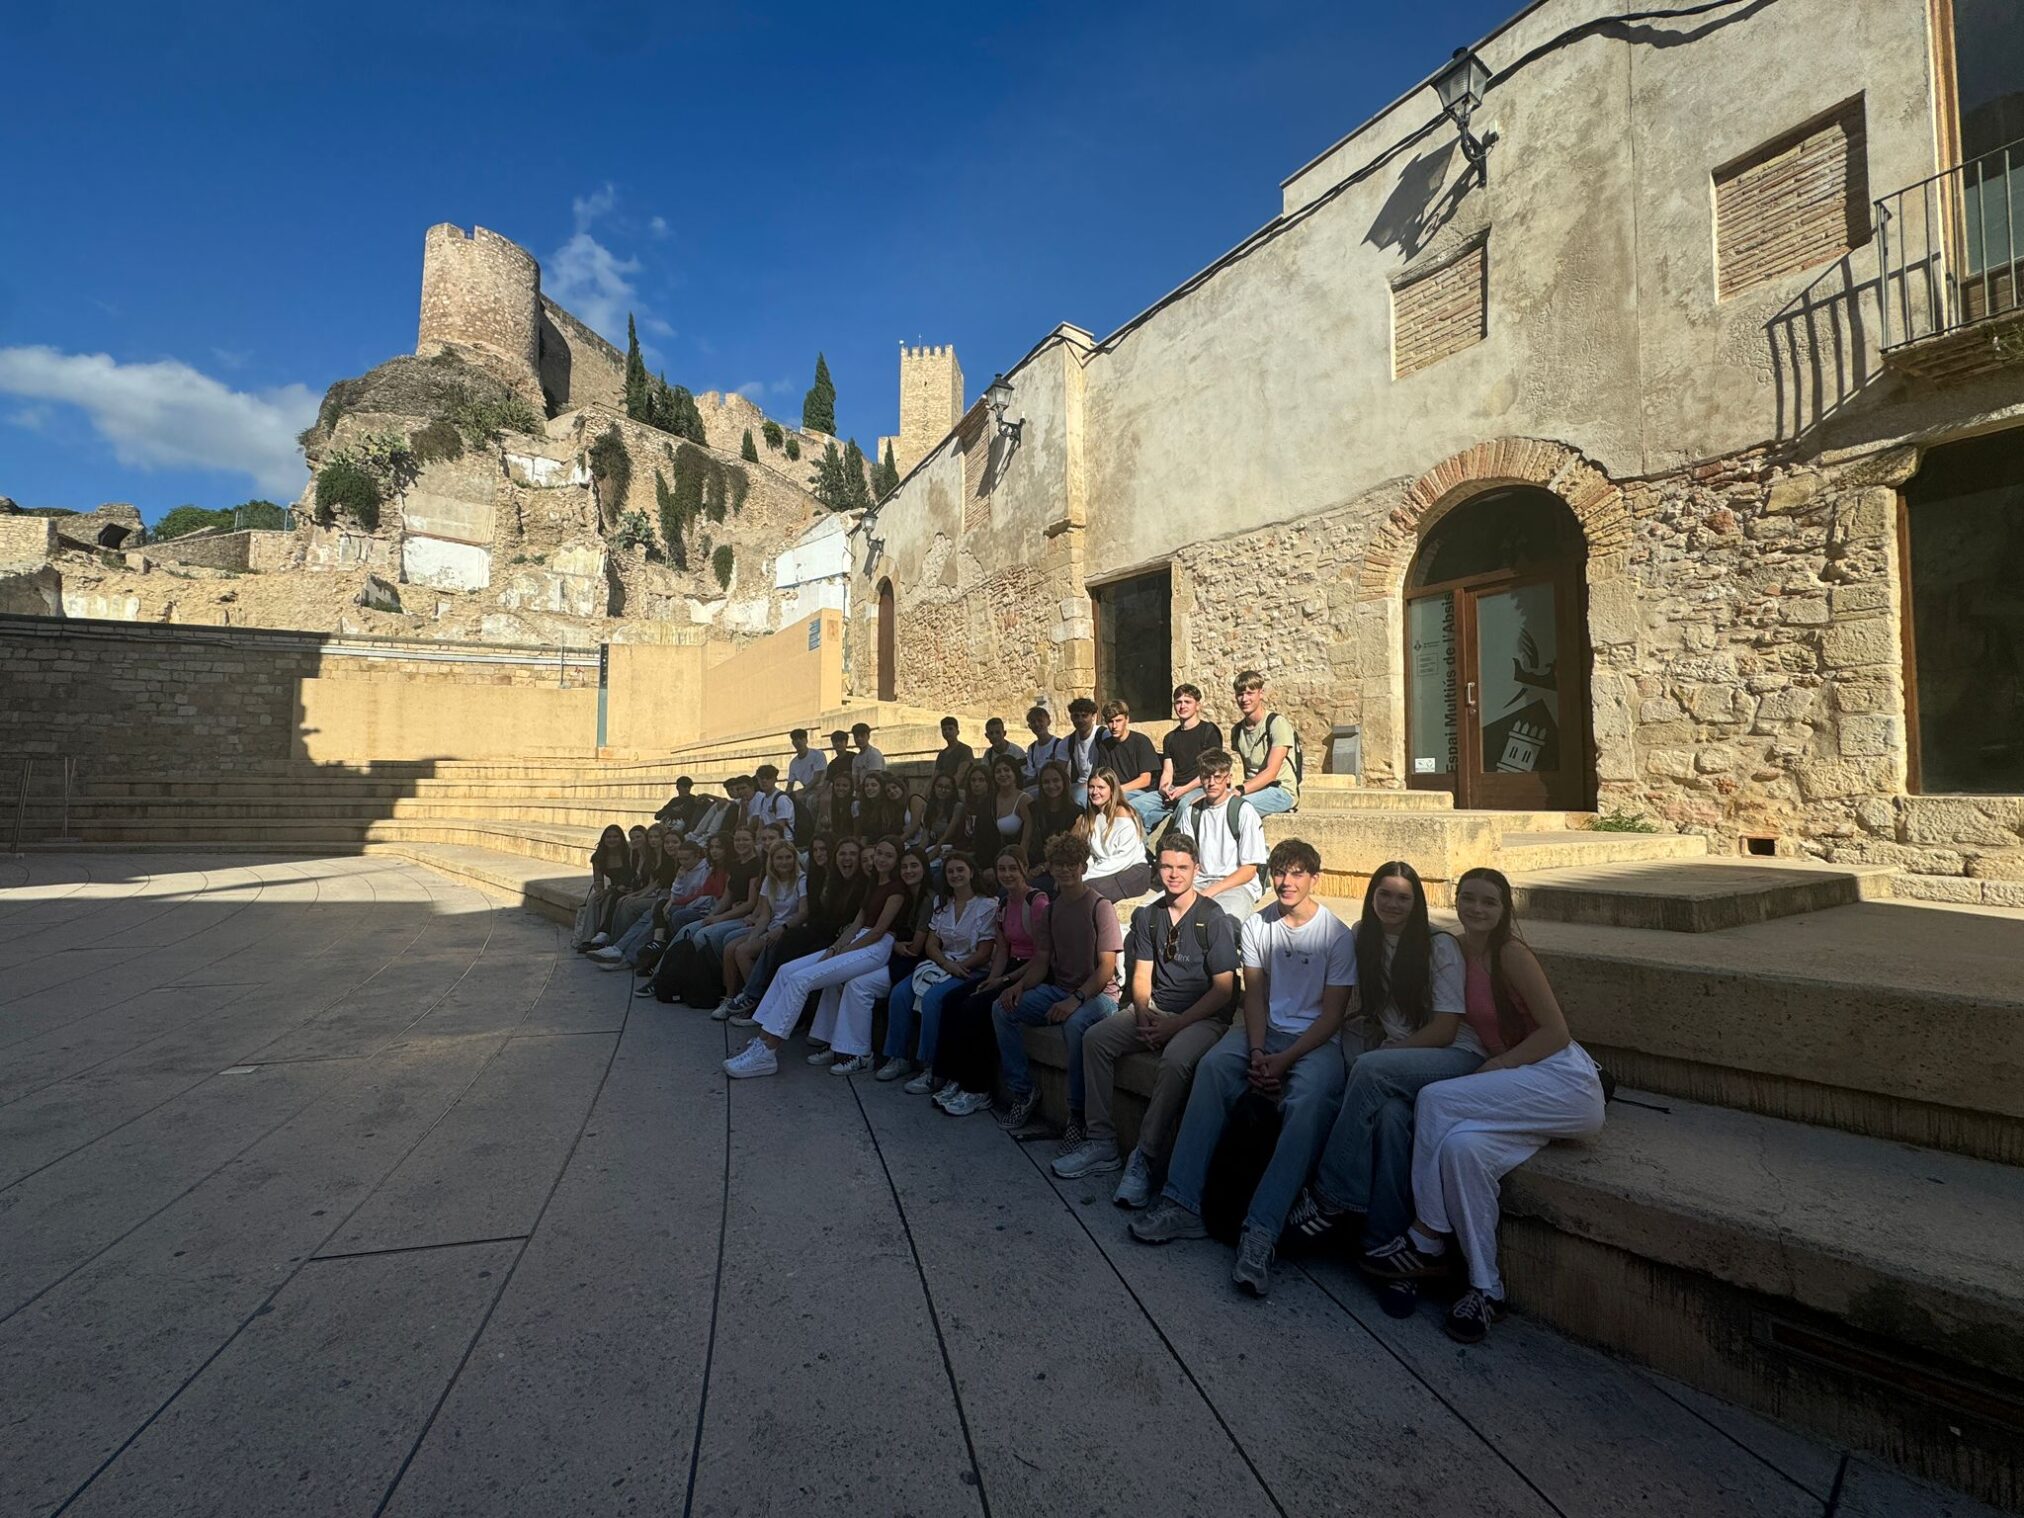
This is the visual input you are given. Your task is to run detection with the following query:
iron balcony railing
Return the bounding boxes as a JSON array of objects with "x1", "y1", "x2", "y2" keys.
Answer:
[{"x1": 1876, "y1": 136, "x2": 2023, "y2": 350}]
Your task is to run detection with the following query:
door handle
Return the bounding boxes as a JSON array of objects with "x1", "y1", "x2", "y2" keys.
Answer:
[{"x1": 1465, "y1": 681, "x2": 1478, "y2": 710}]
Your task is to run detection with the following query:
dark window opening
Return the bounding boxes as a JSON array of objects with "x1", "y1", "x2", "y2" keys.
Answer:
[
  {"x1": 1904, "y1": 430, "x2": 2024, "y2": 793},
  {"x1": 1092, "y1": 569, "x2": 1172, "y2": 720},
  {"x1": 1408, "y1": 489, "x2": 1585, "y2": 591}
]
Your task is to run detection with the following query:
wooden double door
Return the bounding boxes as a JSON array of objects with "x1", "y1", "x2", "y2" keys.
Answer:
[{"x1": 1403, "y1": 492, "x2": 1591, "y2": 811}]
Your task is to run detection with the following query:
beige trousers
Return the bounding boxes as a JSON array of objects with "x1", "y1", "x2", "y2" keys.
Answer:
[{"x1": 1082, "y1": 1008, "x2": 1229, "y2": 1162}]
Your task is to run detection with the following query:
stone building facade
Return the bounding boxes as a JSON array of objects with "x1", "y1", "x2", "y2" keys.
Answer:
[{"x1": 852, "y1": 0, "x2": 2024, "y2": 901}]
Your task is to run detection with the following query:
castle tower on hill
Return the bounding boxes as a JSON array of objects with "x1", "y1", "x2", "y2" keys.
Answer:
[
  {"x1": 417, "y1": 225, "x2": 545, "y2": 408},
  {"x1": 885, "y1": 344, "x2": 963, "y2": 477}
]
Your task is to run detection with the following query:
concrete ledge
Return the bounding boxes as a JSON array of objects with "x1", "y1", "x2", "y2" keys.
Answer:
[
  {"x1": 1509, "y1": 858, "x2": 1896, "y2": 931},
  {"x1": 1505, "y1": 1096, "x2": 2024, "y2": 1511}
]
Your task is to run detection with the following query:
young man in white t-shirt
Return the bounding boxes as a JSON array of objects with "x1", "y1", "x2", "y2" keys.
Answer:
[
  {"x1": 745, "y1": 764, "x2": 797, "y2": 840},
  {"x1": 1171, "y1": 749, "x2": 1269, "y2": 919},
  {"x1": 1129, "y1": 838, "x2": 1355, "y2": 1299}
]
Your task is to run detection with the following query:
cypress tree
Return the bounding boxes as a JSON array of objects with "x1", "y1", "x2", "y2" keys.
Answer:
[
  {"x1": 877, "y1": 441, "x2": 901, "y2": 497},
  {"x1": 842, "y1": 439, "x2": 873, "y2": 513},
  {"x1": 809, "y1": 441, "x2": 849, "y2": 510},
  {"x1": 802, "y1": 353, "x2": 837, "y2": 435},
  {"x1": 623, "y1": 315, "x2": 650, "y2": 422},
  {"x1": 741, "y1": 428, "x2": 759, "y2": 462}
]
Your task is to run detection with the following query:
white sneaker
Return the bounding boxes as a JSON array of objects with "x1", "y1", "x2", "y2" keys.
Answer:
[
  {"x1": 942, "y1": 1089, "x2": 992, "y2": 1116},
  {"x1": 829, "y1": 1054, "x2": 873, "y2": 1076},
  {"x1": 874, "y1": 1057, "x2": 911, "y2": 1082},
  {"x1": 723, "y1": 1039, "x2": 778, "y2": 1079},
  {"x1": 588, "y1": 945, "x2": 622, "y2": 961},
  {"x1": 709, "y1": 999, "x2": 737, "y2": 1022},
  {"x1": 1051, "y1": 1136, "x2": 1122, "y2": 1180},
  {"x1": 903, "y1": 1070, "x2": 940, "y2": 1096},
  {"x1": 931, "y1": 1080, "x2": 962, "y2": 1109},
  {"x1": 1113, "y1": 1148, "x2": 1155, "y2": 1209},
  {"x1": 728, "y1": 1010, "x2": 759, "y2": 1028},
  {"x1": 589, "y1": 932, "x2": 611, "y2": 947},
  {"x1": 805, "y1": 1047, "x2": 836, "y2": 1066}
]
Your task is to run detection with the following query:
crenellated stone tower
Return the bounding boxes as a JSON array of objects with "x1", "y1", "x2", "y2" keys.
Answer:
[
  {"x1": 881, "y1": 343, "x2": 964, "y2": 477},
  {"x1": 417, "y1": 225, "x2": 545, "y2": 409}
]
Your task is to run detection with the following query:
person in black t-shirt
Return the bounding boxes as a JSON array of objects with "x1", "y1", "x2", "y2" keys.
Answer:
[
  {"x1": 1137, "y1": 682, "x2": 1224, "y2": 836},
  {"x1": 933, "y1": 716, "x2": 975, "y2": 780},
  {"x1": 1094, "y1": 699, "x2": 1159, "y2": 819}
]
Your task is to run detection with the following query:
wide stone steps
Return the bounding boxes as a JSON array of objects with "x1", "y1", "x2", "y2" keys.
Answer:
[{"x1": 1508, "y1": 856, "x2": 1897, "y2": 931}]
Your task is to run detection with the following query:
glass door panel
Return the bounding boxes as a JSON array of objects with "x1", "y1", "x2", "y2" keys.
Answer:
[
  {"x1": 1406, "y1": 592, "x2": 1459, "y2": 790},
  {"x1": 1475, "y1": 582, "x2": 1562, "y2": 778}
]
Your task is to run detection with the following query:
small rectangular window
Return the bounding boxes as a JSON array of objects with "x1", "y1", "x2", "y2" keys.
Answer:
[
  {"x1": 1392, "y1": 241, "x2": 1488, "y2": 379},
  {"x1": 1091, "y1": 569, "x2": 1172, "y2": 722},
  {"x1": 1713, "y1": 98, "x2": 1869, "y2": 298}
]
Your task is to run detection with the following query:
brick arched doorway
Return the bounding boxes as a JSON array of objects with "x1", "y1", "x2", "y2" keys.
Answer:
[
  {"x1": 1404, "y1": 488, "x2": 1592, "y2": 809},
  {"x1": 876, "y1": 578, "x2": 896, "y2": 702}
]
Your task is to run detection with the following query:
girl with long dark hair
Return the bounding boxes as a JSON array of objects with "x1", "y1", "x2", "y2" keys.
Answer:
[
  {"x1": 878, "y1": 851, "x2": 998, "y2": 1084},
  {"x1": 939, "y1": 762, "x2": 997, "y2": 863},
  {"x1": 926, "y1": 849, "x2": 1050, "y2": 1115},
  {"x1": 1287, "y1": 859, "x2": 1473, "y2": 1254},
  {"x1": 580, "y1": 824, "x2": 638, "y2": 946},
  {"x1": 1360, "y1": 866, "x2": 1607, "y2": 1345},
  {"x1": 822, "y1": 844, "x2": 934, "y2": 1073},
  {"x1": 722, "y1": 836, "x2": 911, "y2": 1079},
  {"x1": 1025, "y1": 760, "x2": 1082, "y2": 874}
]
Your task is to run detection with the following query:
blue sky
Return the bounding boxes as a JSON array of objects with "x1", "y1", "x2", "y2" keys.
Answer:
[{"x1": 1, "y1": 0, "x2": 1516, "y2": 523}]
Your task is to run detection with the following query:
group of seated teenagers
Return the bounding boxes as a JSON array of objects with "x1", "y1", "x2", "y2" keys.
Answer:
[{"x1": 568, "y1": 674, "x2": 1604, "y2": 1343}]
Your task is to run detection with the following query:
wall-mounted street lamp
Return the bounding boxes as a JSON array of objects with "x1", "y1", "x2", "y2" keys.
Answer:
[
  {"x1": 986, "y1": 372, "x2": 1023, "y2": 445},
  {"x1": 1432, "y1": 47, "x2": 1498, "y2": 180}
]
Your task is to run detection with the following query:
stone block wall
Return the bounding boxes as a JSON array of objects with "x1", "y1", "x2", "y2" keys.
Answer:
[
  {"x1": 0, "y1": 614, "x2": 599, "y2": 773},
  {"x1": 0, "y1": 516, "x2": 57, "y2": 566},
  {"x1": 146, "y1": 529, "x2": 296, "y2": 573},
  {"x1": 537, "y1": 296, "x2": 625, "y2": 413}
]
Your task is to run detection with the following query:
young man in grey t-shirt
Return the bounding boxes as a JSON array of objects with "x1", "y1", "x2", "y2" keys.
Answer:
[
  {"x1": 1056, "y1": 834, "x2": 1240, "y2": 1204},
  {"x1": 1129, "y1": 837, "x2": 1355, "y2": 1299}
]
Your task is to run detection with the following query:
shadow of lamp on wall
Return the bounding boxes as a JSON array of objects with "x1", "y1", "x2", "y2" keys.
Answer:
[{"x1": 1433, "y1": 47, "x2": 1499, "y2": 187}]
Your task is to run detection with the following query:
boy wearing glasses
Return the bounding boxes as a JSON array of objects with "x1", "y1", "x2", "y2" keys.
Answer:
[{"x1": 1056, "y1": 834, "x2": 1240, "y2": 1207}]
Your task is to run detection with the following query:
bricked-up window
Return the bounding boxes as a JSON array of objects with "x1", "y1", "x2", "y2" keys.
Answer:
[
  {"x1": 1713, "y1": 99, "x2": 1869, "y2": 298},
  {"x1": 1392, "y1": 240, "x2": 1487, "y2": 379}
]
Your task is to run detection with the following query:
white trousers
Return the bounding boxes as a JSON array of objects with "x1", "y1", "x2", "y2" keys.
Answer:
[
  {"x1": 1411, "y1": 1042, "x2": 1605, "y2": 1296},
  {"x1": 756, "y1": 938, "x2": 894, "y2": 1052}
]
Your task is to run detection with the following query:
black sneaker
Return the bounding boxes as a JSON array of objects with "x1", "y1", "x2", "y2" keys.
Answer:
[
  {"x1": 1361, "y1": 1234, "x2": 1449, "y2": 1281},
  {"x1": 1444, "y1": 1288, "x2": 1506, "y2": 1344},
  {"x1": 1377, "y1": 1280, "x2": 1419, "y2": 1319}
]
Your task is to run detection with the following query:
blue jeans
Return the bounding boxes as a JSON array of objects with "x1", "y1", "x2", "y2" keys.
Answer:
[
  {"x1": 1125, "y1": 789, "x2": 1171, "y2": 833},
  {"x1": 1244, "y1": 786, "x2": 1296, "y2": 817},
  {"x1": 663, "y1": 900, "x2": 716, "y2": 939},
  {"x1": 992, "y1": 985, "x2": 1118, "y2": 1109},
  {"x1": 683, "y1": 918, "x2": 753, "y2": 961},
  {"x1": 1312, "y1": 1044, "x2": 1483, "y2": 1239},
  {"x1": 1161, "y1": 1024, "x2": 1348, "y2": 1242},
  {"x1": 883, "y1": 970, "x2": 981, "y2": 1062}
]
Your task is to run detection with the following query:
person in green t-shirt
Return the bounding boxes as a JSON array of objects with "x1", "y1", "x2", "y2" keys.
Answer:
[{"x1": 1229, "y1": 669, "x2": 1298, "y2": 815}]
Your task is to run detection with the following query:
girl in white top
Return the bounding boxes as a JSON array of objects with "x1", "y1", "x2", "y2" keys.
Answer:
[
  {"x1": 1076, "y1": 767, "x2": 1152, "y2": 903},
  {"x1": 876, "y1": 851, "x2": 1001, "y2": 1081},
  {"x1": 988, "y1": 756, "x2": 1032, "y2": 858},
  {"x1": 1361, "y1": 866, "x2": 1606, "y2": 1346},
  {"x1": 723, "y1": 841, "x2": 806, "y2": 1004}
]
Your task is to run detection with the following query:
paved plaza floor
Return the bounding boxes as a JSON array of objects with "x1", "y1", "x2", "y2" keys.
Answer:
[{"x1": 0, "y1": 853, "x2": 2000, "y2": 1518}]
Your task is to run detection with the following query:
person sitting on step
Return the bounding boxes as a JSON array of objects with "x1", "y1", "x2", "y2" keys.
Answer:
[
  {"x1": 578, "y1": 824, "x2": 638, "y2": 948},
  {"x1": 1076, "y1": 767, "x2": 1151, "y2": 903},
  {"x1": 1055, "y1": 832, "x2": 1240, "y2": 1206},
  {"x1": 719, "y1": 836, "x2": 864, "y2": 1022},
  {"x1": 818, "y1": 845, "x2": 933, "y2": 1074},
  {"x1": 1229, "y1": 669, "x2": 1300, "y2": 817},
  {"x1": 878, "y1": 851, "x2": 998, "y2": 1085},
  {"x1": 722, "y1": 836, "x2": 910, "y2": 1080},
  {"x1": 597, "y1": 835, "x2": 704, "y2": 970},
  {"x1": 1285, "y1": 861, "x2": 1474, "y2": 1288},
  {"x1": 1169, "y1": 749, "x2": 1268, "y2": 921},
  {"x1": 990, "y1": 830, "x2": 1125, "y2": 1148},
  {"x1": 1129, "y1": 838, "x2": 1354, "y2": 1300},
  {"x1": 924, "y1": 850, "x2": 1049, "y2": 1115},
  {"x1": 1360, "y1": 866, "x2": 1608, "y2": 1345}
]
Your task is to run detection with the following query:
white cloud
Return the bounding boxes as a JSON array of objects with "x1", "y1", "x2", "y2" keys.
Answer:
[
  {"x1": 648, "y1": 215, "x2": 670, "y2": 239},
  {"x1": 734, "y1": 380, "x2": 766, "y2": 402},
  {"x1": 7, "y1": 404, "x2": 51, "y2": 430},
  {"x1": 546, "y1": 231, "x2": 640, "y2": 346},
  {"x1": 0, "y1": 346, "x2": 317, "y2": 496},
  {"x1": 573, "y1": 183, "x2": 617, "y2": 233},
  {"x1": 642, "y1": 316, "x2": 675, "y2": 338}
]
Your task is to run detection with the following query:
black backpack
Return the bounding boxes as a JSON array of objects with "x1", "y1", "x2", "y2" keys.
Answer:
[{"x1": 1201, "y1": 1091, "x2": 1283, "y2": 1245}]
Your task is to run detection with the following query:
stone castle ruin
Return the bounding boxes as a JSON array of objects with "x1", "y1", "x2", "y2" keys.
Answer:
[{"x1": 0, "y1": 225, "x2": 854, "y2": 648}]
